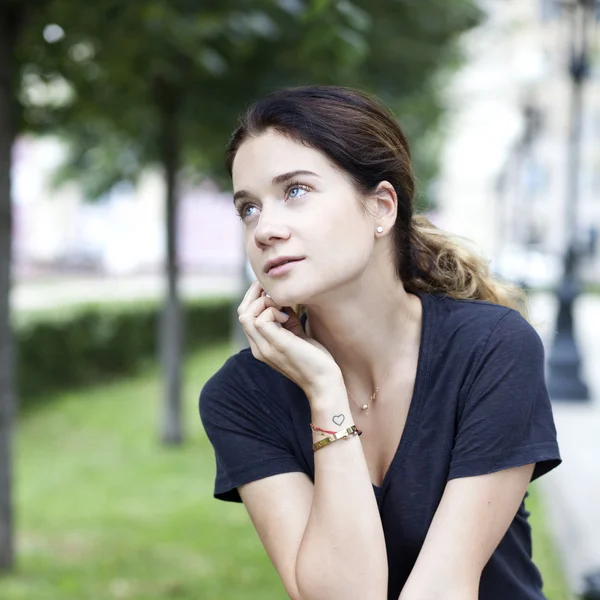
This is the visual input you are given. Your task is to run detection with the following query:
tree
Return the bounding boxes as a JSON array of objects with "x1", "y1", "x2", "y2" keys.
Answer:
[
  {"x1": 16, "y1": 0, "x2": 481, "y2": 442},
  {"x1": 1, "y1": 0, "x2": 481, "y2": 570},
  {"x1": 1, "y1": 0, "x2": 57, "y2": 573},
  {"x1": 0, "y1": 4, "x2": 16, "y2": 574},
  {"x1": 19, "y1": 0, "x2": 288, "y2": 446}
]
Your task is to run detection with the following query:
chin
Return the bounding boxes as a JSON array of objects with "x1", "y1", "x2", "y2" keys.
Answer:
[
  {"x1": 263, "y1": 283, "x2": 314, "y2": 309},
  {"x1": 265, "y1": 291, "x2": 302, "y2": 308}
]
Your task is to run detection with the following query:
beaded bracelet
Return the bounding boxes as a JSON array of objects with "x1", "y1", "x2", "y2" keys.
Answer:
[{"x1": 312, "y1": 425, "x2": 362, "y2": 452}]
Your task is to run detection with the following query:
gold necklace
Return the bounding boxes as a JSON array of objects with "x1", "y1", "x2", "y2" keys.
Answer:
[
  {"x1": 304, "y1": 315, "x2": 396, "y2": 418},
  {"x1": 345, "y1": 360, "x2": 396, "y2": 418}
]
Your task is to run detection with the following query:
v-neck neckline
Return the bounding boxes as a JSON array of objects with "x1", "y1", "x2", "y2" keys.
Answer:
[
  {"x1": 370, "y1": 290, "x2": 431, "y2": 498},
  {"x1": 302, "y1": 292, "x2": 433, "y2": 500}
]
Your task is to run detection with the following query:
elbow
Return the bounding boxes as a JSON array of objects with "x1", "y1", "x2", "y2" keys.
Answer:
[
  {"x1": 296, "y1": 561, "x2": 386, "y2": 600},
  {"x1": 401, "y1": 595, "x2": 472, "y2": 600},
  {"x1": 399, "y1": 587, "x2": 478, "y2": 600},
  {"x1": 294, "y1": 537, "x2": 388, "y2": 600}
]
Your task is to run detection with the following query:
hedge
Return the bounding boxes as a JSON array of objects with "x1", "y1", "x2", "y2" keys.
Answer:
[{"x1": 15, "y1": 297, "x2": 234, "y2": 409}]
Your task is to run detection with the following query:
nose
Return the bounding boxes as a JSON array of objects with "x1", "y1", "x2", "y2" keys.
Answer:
[{"x1": 253, "y1": 207, "x2": 291, "y2": 247}]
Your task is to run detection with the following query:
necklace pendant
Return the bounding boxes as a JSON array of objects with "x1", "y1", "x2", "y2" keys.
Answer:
[{"x1": 361, "y1": 404, "x2": 368, "y2": 410}]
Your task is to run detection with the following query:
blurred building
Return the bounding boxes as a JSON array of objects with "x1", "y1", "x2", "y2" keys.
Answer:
[
  {"x1": 11, "y1": 0, "x2": 600, "y2": 290},
  {"x1": 11, "y1": 135, "x2": 243, "y2": 279},
  {"x1": 436, "y1": 0, "x2": 600, "y2": 288}
]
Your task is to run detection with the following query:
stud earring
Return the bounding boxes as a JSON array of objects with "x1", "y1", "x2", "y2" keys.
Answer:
[{"x1": 376, "y1": 226, "x2": 384, "y2": 233}]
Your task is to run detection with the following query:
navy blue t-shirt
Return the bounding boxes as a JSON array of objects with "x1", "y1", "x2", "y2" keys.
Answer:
[{"x1": 199, "y1": 292, "x2": 562, "y2": 600}]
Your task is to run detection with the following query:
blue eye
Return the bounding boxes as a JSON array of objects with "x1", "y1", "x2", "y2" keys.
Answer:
[
  {"x1": 286, "y1": 183, "x2": 310, "y2": 199},
  {"x1": 235, "y1": 182, "x2": 310, "y2": 223},
  {"x1": 236, "y1": 203, "x2": 257, "y2": 221}
]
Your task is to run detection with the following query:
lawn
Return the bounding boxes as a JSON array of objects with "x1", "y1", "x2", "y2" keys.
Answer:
[{"x1": 0, "y1": 342, "x2": 570, "y2": 599}]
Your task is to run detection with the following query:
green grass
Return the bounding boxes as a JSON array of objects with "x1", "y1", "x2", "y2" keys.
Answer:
[
  {"x1": 528, "y1": 485, "x2": 573, "y2": 600},
  {"x1": 3, "y1": 342, "x2": 287, "y2": 600},
  {"x1": 0, "y1": 343, "x2": 571, "y2": 599}
]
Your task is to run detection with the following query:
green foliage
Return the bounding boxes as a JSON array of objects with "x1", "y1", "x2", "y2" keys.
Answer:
[
  {"x1": 527, "y1": 484, "x2": 573, "y2": 600},
  {"x1": 0, "y1": 346, "x2": 569, "y2": 600},
  {"x1": 15, "y1": 298, "x2": 232, "y2": 408},
  {"x1": 17, "y1": 0, "x2": 483, "y2": 208}
]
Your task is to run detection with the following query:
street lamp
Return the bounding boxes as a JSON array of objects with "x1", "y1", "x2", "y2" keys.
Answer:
[{"x1": 546, "y1": 0, "x2": 599, "y2": 402}]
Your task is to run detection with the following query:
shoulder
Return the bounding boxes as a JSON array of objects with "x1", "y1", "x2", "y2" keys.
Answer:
[
  {"x1": 423, "y1": 294, "x2": 544, "y2": 393},
  {"x1": 429, "y1": 296, "x2": 547, "y2": 401},
  {"x1": 426, "y1": 293, "x2": 538, "y2": 352},
  {"x1": 201, "y1": 348, "x2": 273, "y2": 393},
  {"x1": 199, "y1": 347, "x2": 294, "y2": 423}
]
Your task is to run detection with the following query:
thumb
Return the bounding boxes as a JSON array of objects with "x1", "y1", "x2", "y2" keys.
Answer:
[{"x1": 281, "y1": 306, "x2": 307, "y2": 339}]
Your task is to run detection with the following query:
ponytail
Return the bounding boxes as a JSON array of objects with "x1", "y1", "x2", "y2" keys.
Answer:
[
  {"x1": 406, "y1": 215, "x2": 528, "y2": 319},
  {"x1": 292, "y1": 214, "x2": 527, "y2": 324}
]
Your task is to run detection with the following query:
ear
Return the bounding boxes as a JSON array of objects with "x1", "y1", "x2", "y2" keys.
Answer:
[{"x1": 370, "y1": 181, "x2": 397, "y2": 228}]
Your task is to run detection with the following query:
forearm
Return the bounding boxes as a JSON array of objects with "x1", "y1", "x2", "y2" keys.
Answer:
[{"x1": 295, "y1": 388, "x2": 388, "y2": 600}]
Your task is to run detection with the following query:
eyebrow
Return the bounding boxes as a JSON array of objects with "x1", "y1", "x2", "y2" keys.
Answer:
[{"x1": 233, "y1": 170, "x2": 319, "y2": 203}]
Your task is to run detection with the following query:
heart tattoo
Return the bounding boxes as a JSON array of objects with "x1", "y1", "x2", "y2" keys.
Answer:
[{"x1": 332, "y1": 414, "x2": 345, "y2": 427}]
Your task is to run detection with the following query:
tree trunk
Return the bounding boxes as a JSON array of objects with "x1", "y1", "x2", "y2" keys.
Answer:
[
  {"x1": 0, "y1": 5, "x2": 16, "y2": 573},
  {"x1": 156, "y1": 79, "x2": 183, "y2": 445}
]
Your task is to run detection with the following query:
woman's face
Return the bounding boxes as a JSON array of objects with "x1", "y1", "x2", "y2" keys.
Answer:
[{"x1": 231, "y1": 129, "x2": 377, "y2": 307}]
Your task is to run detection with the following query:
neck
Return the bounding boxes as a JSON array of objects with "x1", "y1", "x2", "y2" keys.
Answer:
[{"x1": 304, "y1": 281, "x2": 422, "y2": 398}]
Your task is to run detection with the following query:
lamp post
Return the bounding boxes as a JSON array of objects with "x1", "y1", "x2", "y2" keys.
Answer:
[{"x1": 546, "y1": 0, "x2": 599, "y2": 402}]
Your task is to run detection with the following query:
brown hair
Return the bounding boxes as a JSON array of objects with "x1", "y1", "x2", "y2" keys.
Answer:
[{"x1": 226, "y1": 85, "x2": 527, "y2": 319}]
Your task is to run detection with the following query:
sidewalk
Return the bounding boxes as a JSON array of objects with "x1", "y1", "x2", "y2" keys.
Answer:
[
  {"x1": 11, "y1": 271, "x2": 241, "y2": 313},
  {"x1": 528, "y1": 292, "x2": 600, "y2": 597}
]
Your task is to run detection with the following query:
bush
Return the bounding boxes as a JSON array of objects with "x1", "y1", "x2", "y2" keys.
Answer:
[{"x1": 15, "y1": 297, "x2": 233, "y2": 409}]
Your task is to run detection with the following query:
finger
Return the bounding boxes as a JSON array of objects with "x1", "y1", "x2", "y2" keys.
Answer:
[
  {"x1": 255, "y1": 306, "x2": 291, "y2": 337},
  {"x1": 237, "y1": 304, "x2": 282, "y2": 365},
  {"x1": 239, "y1": 295, "x2": 283, "y2": 325},
  {"x1": 239, "y1": 296, "x2": 285, "y2": 355},
  {"x1": 241, "y1": 298, "x2": 293, "y2": 356},
  {"x1": 281, "y1": 306, "x2": 307, "y2": 339},
  {"x1": 253, "y1": 306, "x2": 291, "y2": 354},
  {"x1": 256, "y1": 306, "x2": 289, "y2": 325},
  {"x1": 254, "y1": 308, "x2": 311, "y2": 368},
  {"x1": 263, "y1": 296, "x2": 284, "y2": 312},
  {"x1": 237, "y1": 280, "x2": 263, "y2": 316},
  {"x1": 251, "y1": 305, "x2": 289, "y2": 343}
]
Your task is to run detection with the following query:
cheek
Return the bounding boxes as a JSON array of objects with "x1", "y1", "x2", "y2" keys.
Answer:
[
  {"x1": 320, "y1": 216, "x2": 373, "y2": 260},
  {"x1": 246, "y1": 253, "x2": 263, "y2": 281},
  {"x1": 312, "y1": 230, "x2": 373, "y2": 286},
  {"x1": 238, "y1": 234, "x2": 261, "y2": 278}
]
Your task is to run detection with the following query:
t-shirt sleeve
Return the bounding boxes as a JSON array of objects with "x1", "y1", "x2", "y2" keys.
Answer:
[
  {"x1": 199, "y1": 353, "x2": 307, "y2": 503},
  {"x1": 448, "y1": 309, "x2": 561, "y2": 482}
]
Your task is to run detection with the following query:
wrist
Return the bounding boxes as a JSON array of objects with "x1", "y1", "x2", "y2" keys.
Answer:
[
  {"x1": 305, "y1": 371, "x2": 346, "y2": 405},
  {"x1": 307, "y1": 386, "x2": 353, "y2": 429}
]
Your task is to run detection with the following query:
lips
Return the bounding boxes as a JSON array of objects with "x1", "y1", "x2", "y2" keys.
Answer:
[
  {"x1": 266, "y1": 258, "x2": 304, "y2": 276},
  {"x1": 264, "y1": 256, "x2": 305, "y2": 274}
]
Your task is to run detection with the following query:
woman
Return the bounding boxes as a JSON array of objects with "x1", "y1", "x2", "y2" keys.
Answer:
[{"x1": 199, "y1": 86, "x2": 561, "y2": 600}]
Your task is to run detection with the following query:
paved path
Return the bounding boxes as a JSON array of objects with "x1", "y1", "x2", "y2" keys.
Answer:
[
  {"x1": 11, "y1": 272, "x2": 241, "y2": 313},
  {"x1": 529, "y1": 292, "x2": 600, "y2": 598}
]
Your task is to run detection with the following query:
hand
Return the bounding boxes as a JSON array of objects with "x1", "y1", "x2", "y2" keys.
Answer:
[{"x1": 237, "y1": 281, "x2": 343, "y2": 400}]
